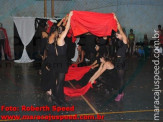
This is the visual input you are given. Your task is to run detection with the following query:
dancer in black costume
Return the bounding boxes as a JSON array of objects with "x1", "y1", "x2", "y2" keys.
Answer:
[
  {"x1": 91, "y1": 37, "x2": 109, "y2": 69},
  {"x1": 114, "y1": 15, "x2": 128, "y2": 102},
  {"x1": 89, "y1": 55, "x2": 120, "y2": 92},
  {"x1": 85, "y1": 33, "x2": 96, "y2": 64},
  {"x1": 42, "y1": 12, "x2": 73, "y2": 104}
]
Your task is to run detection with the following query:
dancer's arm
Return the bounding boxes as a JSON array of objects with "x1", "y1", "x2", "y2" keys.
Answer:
[
  {"x1": 90, "y1": 60, "x2": 100, "y2": 69},
  {"x1": 74, "y1": 55, "x2": 80, "y2": 64},
  {"x1": 41, "y1": 50, "x2": 47, "y2": 60},
  {"x1": 77, "y1": 51, "x2": 85, "y2": 64},
  {"x1": 63, "y1": 14, "x2": 69, "y2": 26},
  {"x1": 57, "y1": 14, "x2": 68, "y2": 27},
  {"x1": 57, "y1": 11, "x2": 73, "y2": 46},
  {"x1": 57, "y1": 18, "x2": 64, "y2": 27},
  {"x1": 114, "y1": 14, "x2": 128, "y2": 45},
  {"x1": 89, "y1": 63, "x2": 107, "y2": 84},
  {"x1": 91, "y1": 63, "x2": 99, "y2": 69},
  {"x1": 90, "y1": 60, "x2": 97, "y2": 67}
]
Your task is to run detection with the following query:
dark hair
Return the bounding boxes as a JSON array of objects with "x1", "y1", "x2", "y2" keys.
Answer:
[
  {"x1": 49, "y1": 24, "x2": 58, "y2": 36},
  {"x1": 130, "y1": 29, "x2": 133, "y2": 32},
  {"x1": 116, "y1": 30, "x2": 120, "y2": 34},
  {"x1": 101, "y1": 54, "x2": 112, "y2": 62},
  {"x1": 58, "y1": 25, "x2": 65, "y2": 34},
  {"x1": 158, "y1": 25, "x2": 161, "y2": 28}
]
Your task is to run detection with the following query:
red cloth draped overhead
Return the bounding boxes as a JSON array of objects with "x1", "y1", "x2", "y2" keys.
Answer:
[
  {"x1": 65, "y1": 65, "x2": 91, "y2": 81},
  {"x1": 70, "y1": 10, "x2": 117, "y2": 37},
  {"x1": 0, "y1": 28, "x2": 12, "y2": 59}
]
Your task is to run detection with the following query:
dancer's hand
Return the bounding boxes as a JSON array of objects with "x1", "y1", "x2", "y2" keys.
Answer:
[
  {"x1": 113, "y1": 13, "x2": 118, "y2": 21},
  {"x1": 46, "y1": 66, "x2": 50, "y2": 71},
  {"x1": 69, "y1": 11, "x2": 73, "y2": 17},
  {"x1": 113, "y1": 13, "x2": 120, "y2": 27},
  {"x1": 89, "y1": 80, "x2": 94, "y2": 84}
]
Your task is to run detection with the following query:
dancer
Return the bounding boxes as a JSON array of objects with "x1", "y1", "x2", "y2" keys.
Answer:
[
  {"x1": 114, "y1": 15, "x2": 128, "y2": 101},
  {"x1": 73, "y1": 43, "x2": 86, "y2": 67},
  {"x1": 85, "y1": 33, "x2": 97, "y2": 64},
  {"x1": 128, "y1": 29, "x2": 135, "y2": 56},
  {"x1": 64, "y1": 54, "x2": 120, "y2": 97},
  {"x1": 52, "y1": 11, "x2": 73, "y2": 104},
  {"x1": 89, "y1": 55, "x2": 120, "y2": 92},
  {"x1": 91, "y1": 37, "x2": 109, "y2": 69},
  {"x1": 41, "y1": 12, "x2": 73, "y2": 105}
]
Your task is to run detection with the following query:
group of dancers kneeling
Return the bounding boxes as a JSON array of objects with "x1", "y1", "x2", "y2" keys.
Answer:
[{"x1": 40, "y1": 11, "x2": 128, "y2": 105}]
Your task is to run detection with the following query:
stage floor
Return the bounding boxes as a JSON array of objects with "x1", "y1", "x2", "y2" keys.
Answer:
[{"x1": 0, "y1": 57, "x2": 162, "y2": 121}]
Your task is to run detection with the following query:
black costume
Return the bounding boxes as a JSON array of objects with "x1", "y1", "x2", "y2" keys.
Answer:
[
  {"x1": 97, "y1": 37, "x2": 108, "y2": 57},
  {"x1": 115, "y1": 40, "x2": 128, "y2": 94},
  {"x1": 85, "y1": 35, "x2": 96, "y2": 64},
  {"x1": 41, "y1": 41, "x2": 68, "y2": 101},
  {"x1": 65, "y1": 36, "x2": 76, "y2": 65},
  {"x1": 97, "y1": 68, "x2": 120, "y2": 91}
]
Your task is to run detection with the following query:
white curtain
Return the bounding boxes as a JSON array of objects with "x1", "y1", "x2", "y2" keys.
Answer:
[{"x1": 13, "y1": 17, "x2": 35, "y2": 63}]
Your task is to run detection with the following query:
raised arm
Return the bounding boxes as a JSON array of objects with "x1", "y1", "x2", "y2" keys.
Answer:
[
  {"x1": 57, "y1": 11, "x2": 73, "y2": 45},
  {"x1": 63, "y1": 14, "x2": 69, "y2": 26},
  {"x1": 57, "y1": 14, "x2": 69, "y2": 27},
  {"x1": 57, "y1": 18, "x2": 64, "y2": 27},
  {"x1": 114, "y1": 14, "x2": 128, "y2": 44}
]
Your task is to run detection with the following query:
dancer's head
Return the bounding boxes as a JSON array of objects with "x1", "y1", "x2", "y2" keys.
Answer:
[
  {"x1": 49, "y1": 25, "x2": 59, "y2": 40},
  {"x1": 130, "y1": 29, "x2": 133, "y2": 33},
  {"x1": 100, "y1": 54, "x2": 111, "y2": 63},
  {"x1": 116, "y1": 31, "x2": 123, "y2": 40},
  {"x1": 158, "y1": 25, "x2": 161, "y2": 30},
  {"x1": 58, "y1": 25, "x2": 65, "y2": 35},
  {"x1": 77, "y1": 45, "x2": 82, "y2": 51}
]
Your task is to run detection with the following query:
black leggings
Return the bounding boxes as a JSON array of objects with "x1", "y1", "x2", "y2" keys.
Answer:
[
  {"x1": 117, "y1": 69, "x2": 125, "y2": 94},
  {"x1": 53, "y1": 72, "x2": 65, "y2": 100}
]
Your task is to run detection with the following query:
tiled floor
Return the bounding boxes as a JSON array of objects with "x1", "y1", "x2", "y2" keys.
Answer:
[{"x1": 0, "y1": 57, "x2": 162, "y2": 121}]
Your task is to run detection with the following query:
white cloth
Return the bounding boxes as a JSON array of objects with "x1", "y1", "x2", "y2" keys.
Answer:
[
  {"x1": 71, "y1": 38, "x2": 79, "y2": 62},
  {"x1": 13, "y1": 17, "x2": 35, "y2": 63}
]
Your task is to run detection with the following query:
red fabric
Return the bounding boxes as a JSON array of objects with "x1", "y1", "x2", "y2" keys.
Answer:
[
  {"x1": 159, "y1": 35, "x2": 163, "y2": 44},
  {"x1": 65, "y1": 65, "x2": 91, "y2": 81},
  {"x1": 0, "y1": 28, "x2": 12, "y2": 59},
  {"x1": 67, "y1": 28, "x2": 76, "y2": 43},
  {"x1": 47, "y1": 20, "x2": 54, "y2": 33},
  {"x1": 64, "y1": 65, "x2": 95, "y2": 97},
  {"x1": 71, "y1": 10, "x2": 117, "y2": 37},
  {"x1": 64, "y1": 82, "x2": 95, "y2": 97}
]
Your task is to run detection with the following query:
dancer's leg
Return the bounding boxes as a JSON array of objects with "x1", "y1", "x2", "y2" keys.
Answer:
[
  {"x1": 117, "y1": 69, "x2": 125, "y2": 94},
  {"x1": 56, "y1": 73, "x2": 65, "y2": 101}
]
